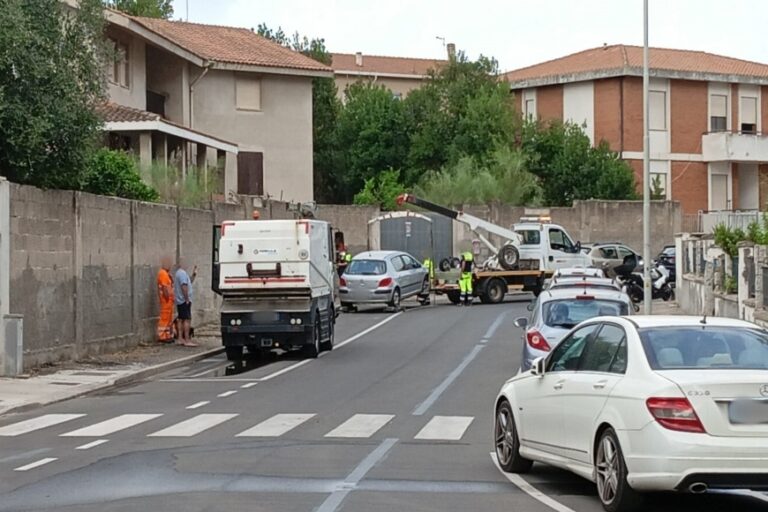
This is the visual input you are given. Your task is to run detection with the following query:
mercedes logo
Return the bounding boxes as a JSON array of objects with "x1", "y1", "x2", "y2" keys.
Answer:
[{"x1": 761, "y1": 385, "x2": 768, "y2": 397}]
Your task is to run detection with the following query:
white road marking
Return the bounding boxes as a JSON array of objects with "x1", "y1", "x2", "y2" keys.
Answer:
[
  {"x1": 61, "y1": 414, "x2": 162, "y2": 437},
  {"x1": 490, "y1": 452, "x2": 576, "y2": 512},
  {"x1": 325, "y1": 414, "x2": 394, "y2": 438},
  {"x1": 186, "y1": 401, "x2": 210, "y2": 410},
  {"x1": 412, "y1": 344, "x2": 485, "y2": 416},
  {"x1": 236, "y1": 413, "x2": 316, "y2": 437},
  {"x1": 14, "y1": 458, "x2": 58, "y2": 472},
  {"x1": 217, "y1": 390, "x2": 237, "y2": 398},
  {"x1": 241, "y1": 382, "x2": 258, "y2": 389},
  {"x1": 76, "y1": 439, "x2": 109, "y2": 450},
  {"x1": 257, "y1": 360, "x2": 310, "y2": 382},
  {"x1": 415, "y1": 415, "x2": 474, "y2": 440},
  {"x1": 483, "y1": 312, "x2": 508, "y2": 339},
  {"x1": 148, "y1": 414, "x2": 238, "y2": 437},
  {"x1": 333, "y1": 313, "x2": 402, "y2": 350},
  {"x1": 0, "y1": 414, "x2": 86, "y2": 437}
]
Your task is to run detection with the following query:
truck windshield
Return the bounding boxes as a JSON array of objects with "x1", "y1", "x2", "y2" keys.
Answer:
[
  {"x1": 543, "y1": 299, "x2": 628, "y2": 329},
  {"x1": 346, "y1": 259, "x2": 387, "y2": 276}
]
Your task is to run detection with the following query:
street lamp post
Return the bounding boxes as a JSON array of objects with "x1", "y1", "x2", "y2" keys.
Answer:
[{"x1": 642, "y1": 0, "x2": 652, "y2": 315}]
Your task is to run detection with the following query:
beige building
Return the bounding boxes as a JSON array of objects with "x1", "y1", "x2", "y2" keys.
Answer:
[
  {"x1": 102, "y1": 10, "x2": 332, "y2": 202},
  {"x1": 331, "y1": 52, "x2": 446, "y2": 100}
]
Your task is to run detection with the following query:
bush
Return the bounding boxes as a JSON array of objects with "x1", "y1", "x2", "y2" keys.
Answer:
[
  {"x1": 83, "y1": 149, "x2": 159, "y2": 201},
  {"x1": 353, "y1": 169, "x2": 406, "y2": 210}
]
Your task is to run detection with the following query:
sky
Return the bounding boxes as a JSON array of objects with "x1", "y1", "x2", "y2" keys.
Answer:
[{"x1": 170, "y1": 0, "x2": 768, "y2": 72}]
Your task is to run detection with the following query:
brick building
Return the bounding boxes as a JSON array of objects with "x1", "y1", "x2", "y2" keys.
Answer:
[{"x1": 503, "y1": 45, "x2": 768, "y2": 214}]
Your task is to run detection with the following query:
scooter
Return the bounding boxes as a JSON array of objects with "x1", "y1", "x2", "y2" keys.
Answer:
[{"x1": 609, "y1": 254, "x2": 674, "y2": 304}]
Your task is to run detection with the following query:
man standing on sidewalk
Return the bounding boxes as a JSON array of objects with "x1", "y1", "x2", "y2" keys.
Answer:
[{"x1": 174, "y1": 259, "x2": 198, "y2": 347}]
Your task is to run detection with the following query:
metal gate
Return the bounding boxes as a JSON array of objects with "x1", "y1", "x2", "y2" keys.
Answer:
[{"x1": 367, "y1": 211, "x2": 453, "y2": 263}]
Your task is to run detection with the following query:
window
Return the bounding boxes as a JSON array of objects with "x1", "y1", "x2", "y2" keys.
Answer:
[
  {"x1": 392, "y1": 256, "x2": 406, "y2": 272},
  {"x1": 236, "y1": 75, "x2": 261, "y2": 111},
  {"x1": 345, "y1": 260, "x2": 387, "y2": 276},
  {"x1": 741, "y1": 96, "x2": 758, "y2": 133},
  {"x1": 617, "y1": 246, "x2": 635, "y2": 261},
  {"x1": 548, "y1": 324, "x2": 599, "y2": 372},
  {"x1": 516, "y1": 229, "x2": 541, "y2": 245},
  {"x1": 402, "y1": 255, "x2": 420, "y2": 269},
  {"x1": 543, "y1": 299, "x2": 629, "y2": 329},
  {"x1": 580, "y1": 324, "x2": 627, "y2": 373},
  {"x1": 649, "y1": 90, "x2": 666, "y2": 130},
  {"x1": 710, "y1": 94, "x2": 728, "y2": 132},
  {"x1": 524, "y1": 99, "x2": 535, "y2": 118},
  {"x1": 549, "y1": 228, "x2": 575, "y2": 253},
  {"x1": 108, "y1": 39, "x2": 129, "y2": 88},
  {"x1": 598, "y1": 247, "x2": 618, "y2": 260},
  {"x1": 650, "y1": 172, "x2": 667, "y2": 199}
]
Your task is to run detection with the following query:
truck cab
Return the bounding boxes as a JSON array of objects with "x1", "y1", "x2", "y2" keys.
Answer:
[{"x1": 513, "y1": 217, "x2": 591, "y2": 271}]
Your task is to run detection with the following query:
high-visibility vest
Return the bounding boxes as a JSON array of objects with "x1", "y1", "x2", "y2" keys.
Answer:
[
  {"x1": 423, "y1": 258, "x2": 434, "y2": 278},
  {"x1": 344, "y1": 253, "x2": 352, "y2": 263}
]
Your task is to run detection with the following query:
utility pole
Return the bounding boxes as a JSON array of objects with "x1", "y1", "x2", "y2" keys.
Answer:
[{"x1": 642, "y1": 0, "x2": 652, "y2": 315}]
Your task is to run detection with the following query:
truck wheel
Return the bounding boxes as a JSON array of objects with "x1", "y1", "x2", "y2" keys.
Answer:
[
  {"x1": 486, "y1": 278, "x2": 506, "y2": 304},
  {"x1": 322, "y1": 311, "x2": 334, "y2": 352},
  {"x1": 225, "y1": 345, "x2": 244, "y2": 361},
  {"x1": 498, "y1": 245, "x2": 520, "y2": 271},
  {"x1": 447, "y1": 290, "x2": 461, "y2": 304},
  {"x1": 304, "y1": 320, "x2": 320, "y2": 359}
]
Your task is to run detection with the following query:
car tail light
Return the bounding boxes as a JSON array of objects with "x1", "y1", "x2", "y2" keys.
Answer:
[
  {"x1": 378, "y1": 277, "x2": 393, "y2": 287},
  {"x1": 526, "y1": 330, "x2": 551, "y2": 351},
  {"x1": 340, "y1": 277, "x2": 347, "y2": 287},
  {"x1": 646, "y1": 397, "x2": 706, "y2": 433}
]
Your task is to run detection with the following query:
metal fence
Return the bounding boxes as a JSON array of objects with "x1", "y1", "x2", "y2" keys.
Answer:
[{"x1": 699, "y1": 211, "x2": 761, "y2": 233}]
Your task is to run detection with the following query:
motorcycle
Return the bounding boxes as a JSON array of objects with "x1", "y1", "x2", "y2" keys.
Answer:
[{"x1": 608, "y1": 254, "x2": 674, "y2": 304}]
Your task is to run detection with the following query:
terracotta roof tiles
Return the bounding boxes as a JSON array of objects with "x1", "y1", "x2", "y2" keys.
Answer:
[
  {"x1": 126, "y1": 15, "x2": 330, "y2": 73},
  {"x1": 504, "y1": 45, "x2": 768, "y2": 85},
  {"x1": 331, "y1": 53, "x2": 446, "y2": 76},
  {"x1": 96, "y1": 102, "x2": 160, "y2": 123}
]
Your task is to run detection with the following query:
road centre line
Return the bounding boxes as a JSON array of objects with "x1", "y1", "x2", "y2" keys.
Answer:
[
  {"x1": 186, "y1": 401, "x2": 210, "y2": 409},
  {"x1": 76, "y1": 439, "x2": 109, "y2": 450},
  {"x1": 315, "y1": 438, "x2": 398, "y2": 512},
  {"x1": 241, "y1": 382, "x2": 258, "y2": 388},
  {"x1": 490, "y1": 453, "x2": 576, "y2": 512},
  {"x1": 217, "y1": 390, "x2": 237, "y2": 398},
  {"x1": 14, "y1": 458, "x2": 58, "y2": 472},
  {"x1": 412, "y1": 344, "x2": 484, "y2": 416},
  {"x1": 482, "y1": 311, "x2": 507, "y2": 340}
]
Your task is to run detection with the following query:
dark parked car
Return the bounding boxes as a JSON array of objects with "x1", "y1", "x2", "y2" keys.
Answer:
[{"x1": 656, "y1": 245, "x2": 676, "y2": 284}]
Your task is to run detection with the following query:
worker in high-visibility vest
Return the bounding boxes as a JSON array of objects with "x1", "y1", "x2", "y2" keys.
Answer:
[
  {"x1": 344, "y1": 252, "x2": 353, "y2": 263},
  {"x1": 459, "y1": 251, "x2": 474, "y2": 306},
  {"x1": 423, "y1": 257, "x2": 434, "y2": 280}
]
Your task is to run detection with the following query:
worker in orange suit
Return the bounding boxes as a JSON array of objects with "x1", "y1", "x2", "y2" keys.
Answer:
[{"x1": 156, "y1": 255, "x2": 176, "y2": 343}]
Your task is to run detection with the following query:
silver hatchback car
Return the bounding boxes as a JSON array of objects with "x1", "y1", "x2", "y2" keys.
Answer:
[
  {"x1": 514, "y1": 287, "x2": 633, "y2": 371},
  {"x1": 340, "y1": 251, "x2": 429, "y2": 311}
]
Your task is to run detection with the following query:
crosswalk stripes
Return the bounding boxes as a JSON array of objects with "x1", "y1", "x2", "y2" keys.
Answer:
[
  {"x1": 1, "y1": 412, "x2": 478, "y2": 441},
  {"x1": 148, "y1": 413, "x2": 238, "y2": 437},
  {"x1": 0, "y1": 414, "x2": 85, "y2": 437},
  {"x1": 60, "y1": 414, "x2": 162, "y2": 437},
  {"x1": 236, "y1": 413, "x2": 315, "y2": 437},
  {"x1": 324, "y1": 414, "x2": 394, "y2": 438},
  {"x1": 414, "y1": 415, "x2": 474, "y2": 441}
]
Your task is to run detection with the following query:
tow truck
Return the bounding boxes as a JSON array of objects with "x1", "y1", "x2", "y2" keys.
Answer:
[{"x1": 395, "y1": 194, "x2": 591, "y2": 304}]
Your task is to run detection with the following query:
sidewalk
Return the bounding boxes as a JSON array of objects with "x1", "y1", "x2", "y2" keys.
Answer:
[
  {"x1": 648, "y1": 299, "x2": 682, "y2": 315},
  {"x1": 0, "y1": 325, "x2": 223, "y2": 416}
]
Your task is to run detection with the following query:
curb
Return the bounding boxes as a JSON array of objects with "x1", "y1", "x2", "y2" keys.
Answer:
[{"x1": 0, "y1": 347, "x2": 224, "y2": 417}]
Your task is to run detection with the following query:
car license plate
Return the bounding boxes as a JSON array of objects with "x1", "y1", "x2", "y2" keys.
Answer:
[
  {"x1": 252, "y1": 312, "x2": 278, "y2": 323},
  {"x1": 729, "y1": 399, "x2": 768, "y2": 425},
  {"x1": 261, "y1": 338, "x2": 273, "y2": 348}
]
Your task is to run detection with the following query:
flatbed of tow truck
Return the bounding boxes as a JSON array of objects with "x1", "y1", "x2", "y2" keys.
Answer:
[{"x1": 429, "y1": 268, "x2": 550, "y2": 304}]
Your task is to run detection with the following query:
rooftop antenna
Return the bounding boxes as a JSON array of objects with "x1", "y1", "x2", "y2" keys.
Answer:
[
  {"x1": 435, "y1": 36, "x2": 446, "y2": 47},
  {"x1": 186, "y1": 0, "x2": 189, "y2": 21}
]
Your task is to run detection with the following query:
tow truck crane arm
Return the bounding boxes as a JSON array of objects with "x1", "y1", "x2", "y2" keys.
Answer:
[{"x1": 395, "y1": 194, "x2": 522, "y2": 251}]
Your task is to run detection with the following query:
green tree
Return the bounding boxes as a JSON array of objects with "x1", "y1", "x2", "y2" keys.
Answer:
[
  {"x1": 0, "y1": 0, "x2": 108, "y2": 189},
  {"x1": 404, "y1": 52, "x2": 516, "y2": 182},
  {"x1": 256, "y1": 23, "x2": 342, "y2": 203},
  {"x1": 105, "y1": 0, "x2": 173, "y2": 18},
  {"x1": 335, "y1": 82, "x2": 408, "y2": 202},
  {"x1": 520, "y1": 120, "x2": 637, "y2": 206},
  {"x1": 353, "y1": 168, "x2": 406, "y2": 210},
  {"x1": 84, "y1": 149, "x2": 159, "y2": 201}
]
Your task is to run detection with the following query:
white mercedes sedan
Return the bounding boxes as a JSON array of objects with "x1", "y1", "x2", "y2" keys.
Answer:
[{"x1": 494, "y1": 315, "x2": 768, "y2": 512}]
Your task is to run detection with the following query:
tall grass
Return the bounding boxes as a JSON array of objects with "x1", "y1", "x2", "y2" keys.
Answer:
[{"x1": 141, "y1": 160, "x2": 222, "y2": 208}]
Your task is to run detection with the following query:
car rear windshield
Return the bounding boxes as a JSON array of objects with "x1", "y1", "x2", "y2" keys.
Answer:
[
  {"x1": 542, "y1": 299, "x2": 628, "y2": 329},
  {"x1": 345, "y1": 259, "x2": 387, "y2": 276},
  {"x1": 516, "y1": 230, "x2": 540, "y2": 245},
  {"x1": 639, "y1": 326, "x2": 768, "y2": 370}
]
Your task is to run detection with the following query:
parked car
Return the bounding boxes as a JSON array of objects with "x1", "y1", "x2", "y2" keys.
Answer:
[
  {"x1": 515, "y1": 287, "x2": 633, "y2": 371},
  {"x1": 494, "y1": 315, "x2": 768, "y2": 512},
  {"x1": 340, "y1": 251, "x2": 429, "y2": 311},
  {"x1": 547, "y1": 276, "x2": 621, "y2": 292},
  {"x1": 656, "y1": 245, "x2": 676, "y2": 284},
  {"x1": 586, "y1": 243, "x2": 643, "y2": 273},
  {"x1": 553, "y1": 267, "x2": 605, "y2": 279}
]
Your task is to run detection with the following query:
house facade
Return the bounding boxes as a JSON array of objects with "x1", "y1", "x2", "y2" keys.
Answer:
[
  {"x1": 102, "y1": 10, "x2": 332, "y2": 202},
  {"x1": 331, "y1": 51, "x2": 446, "y2": 100},
  {"x1": 504, "y1": 45, "x2": 768, "y2": 214}
]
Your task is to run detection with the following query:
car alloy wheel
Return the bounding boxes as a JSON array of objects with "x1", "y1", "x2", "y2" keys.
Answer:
[
  {"x1": 389, "y1": 288, "x2": 401, "y2": 310},
  {"x1": 494, "y1": 401, "x2": 532, "y2": 473},
  {"x1": 596, "y1": 434, "x2": 619, "y2": 505}
]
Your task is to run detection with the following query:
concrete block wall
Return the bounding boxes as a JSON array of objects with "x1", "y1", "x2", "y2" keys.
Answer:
[
  {"x1": 178, "y1": 207, "x2": 217, "y2": 327},
  {"x1": 317, "y1": 204, "x2": 380, "y2": 255}
]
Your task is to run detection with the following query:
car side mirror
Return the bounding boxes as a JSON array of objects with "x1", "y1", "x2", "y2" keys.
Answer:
[
  {"x1": 574, "y1": 241, "x2": 581, "y2": 253},
  {"x1": 514, "y1": 317, "x2": 529, "y2": 329},
  {"x1": 531, "y1": 357, "x2": 545, "y2": 376}
]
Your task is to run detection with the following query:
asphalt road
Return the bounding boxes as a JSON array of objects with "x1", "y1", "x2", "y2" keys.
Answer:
[{"x1": 0, "y1": 297, "x2": 766, "y2": 512}]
